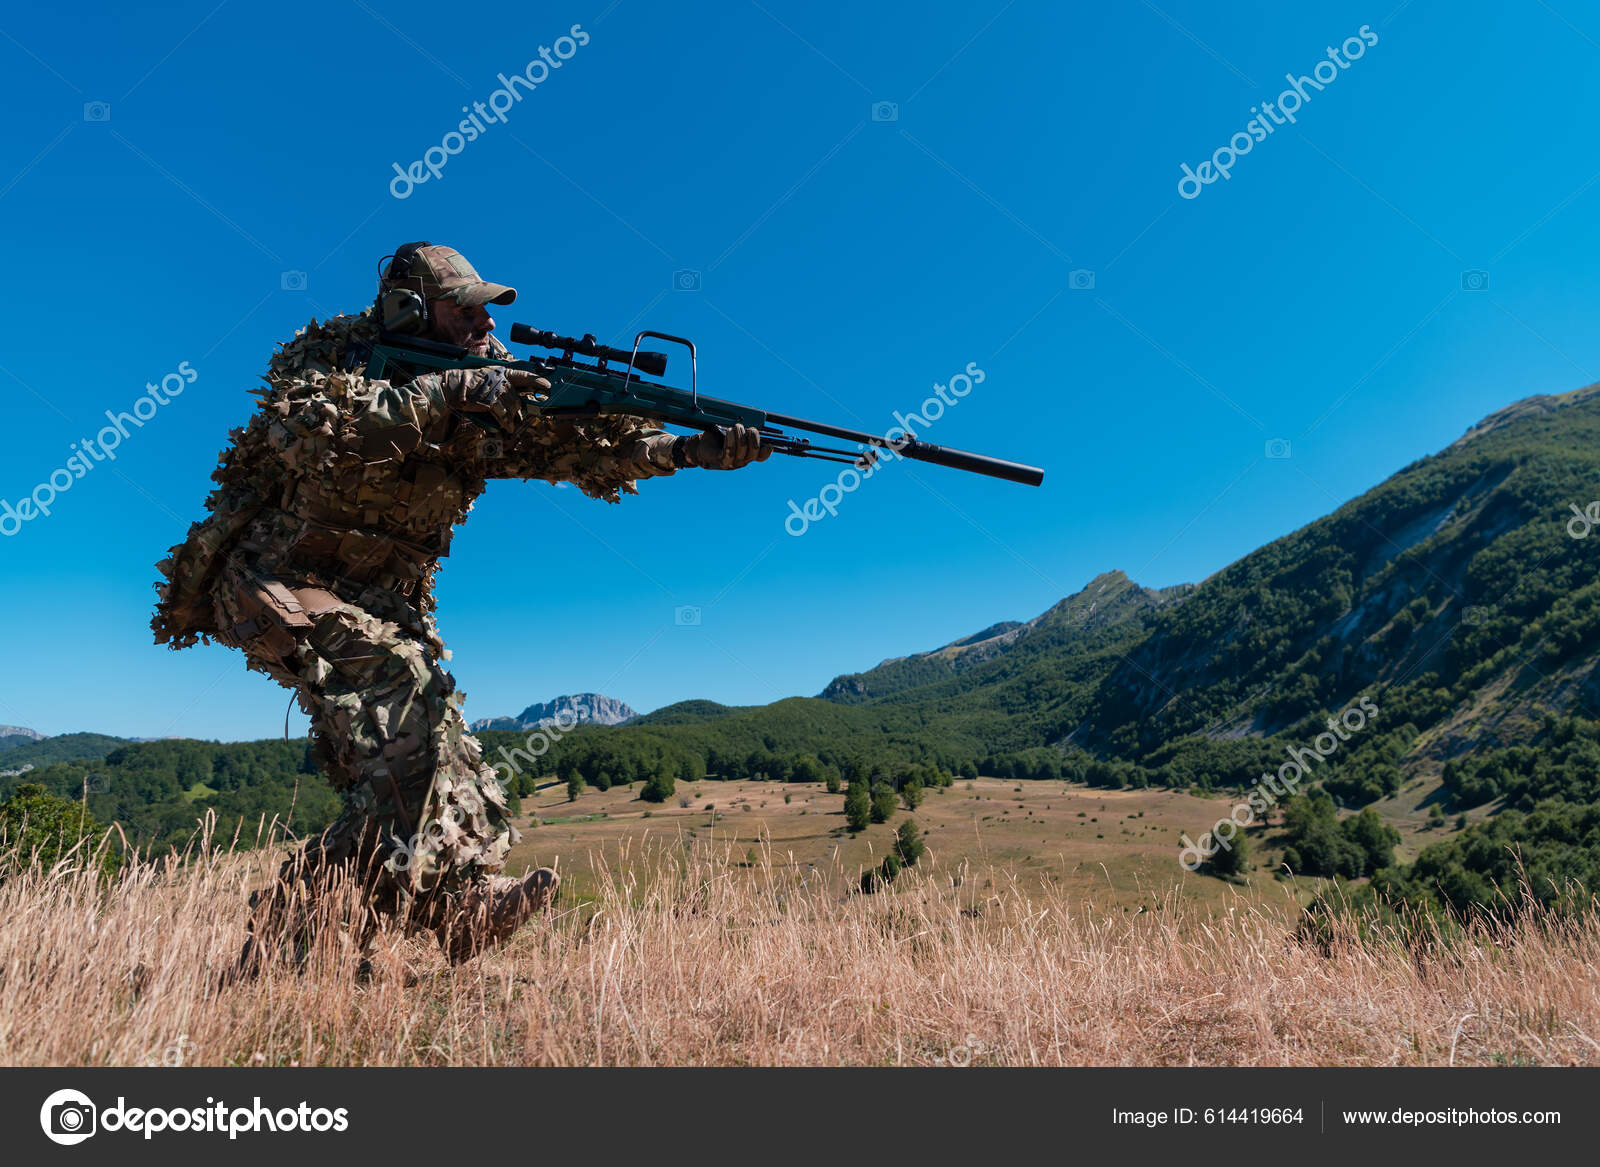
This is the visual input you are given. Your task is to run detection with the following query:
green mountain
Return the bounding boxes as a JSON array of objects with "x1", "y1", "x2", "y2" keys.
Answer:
[
  {"x1": 0, "y1": 738, "x2": 332, "y2": 854},
  {"x1": 818, "y1": 571, "x2": 1190, "y2": 706},
  {"x1": 628, "y1": 699, "x2": 754, "y2": 726},
  {"x1": 0, "y1": 732, "x2": 131, "y2": 770},
  {"x1": 1071, "y1": 384, "x2": 1600, "y2": 768},
  {"x1": 795, "y1": 384, "x2": 1600, "y2": 782}
]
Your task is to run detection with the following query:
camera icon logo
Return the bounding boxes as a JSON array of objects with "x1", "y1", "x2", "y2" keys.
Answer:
[
  {"x1": 1461, "y1": 269, "x2": 1489, "y2": 291},
  {"x1": 83, "y1": 102, "x2": 111, "y2": 122},
  {"x1": 1068, "y1": 269, "x2": 1096, "y2": 291},
  {"x1": 1461, "y1": 605, "x2": 1492, "y2": 627},
  {"x1": 40, "y1": 1089, "x2": 97, "y2": 1146},
  {"x1": 1265, "y1": 438, "x2": 1292, "y2": 459},
  {"x1": 281, "y1": 270, "x2": 308, "y2": 291},
  {"x1": 675, "y1": 605, "x2": 702, "y2": 627},
  {"x1": 672, "y1": 269, "x2": 702, "y2": 292},
  {"x1": 871, "y1": 101, "x2": 899, "y2": 122},
  {"x1": 84, "y1": 773, "x2": 109, "y2": 794}
]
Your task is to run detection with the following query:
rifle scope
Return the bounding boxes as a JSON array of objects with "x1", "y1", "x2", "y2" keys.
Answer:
[{"x1": 510, "y1": 323, "x2": 669, "y2": 377}]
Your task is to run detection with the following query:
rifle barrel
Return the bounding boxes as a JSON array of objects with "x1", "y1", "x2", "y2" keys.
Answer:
[{"x1": 765, "y1": 411, "x2": 1044, "y2": 487}]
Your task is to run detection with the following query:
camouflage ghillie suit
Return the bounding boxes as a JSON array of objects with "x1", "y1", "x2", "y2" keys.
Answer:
[{"x1": 152, "y1": 304, "x2": 684, "y2": 961}]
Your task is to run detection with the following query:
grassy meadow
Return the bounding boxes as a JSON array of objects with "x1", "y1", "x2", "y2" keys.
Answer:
[
  {"x1": 3, "y1": 776, "x2": 1599, "y2": 1067},
  {"x1": 512, "y1": 776, "x2": 1284, "y2": 915}
]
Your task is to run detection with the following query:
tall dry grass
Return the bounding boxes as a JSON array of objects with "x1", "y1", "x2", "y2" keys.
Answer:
[{"x1": 3, "y1": 821, "x2": 1599, "y2": 1066}]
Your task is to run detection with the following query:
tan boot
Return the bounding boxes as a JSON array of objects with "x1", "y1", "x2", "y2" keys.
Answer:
[{"x1": 441, "y1": 867, "x2": 559, "y2": 964}]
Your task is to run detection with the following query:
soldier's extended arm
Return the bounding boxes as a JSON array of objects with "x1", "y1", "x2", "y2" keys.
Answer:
[
  {"x1": 524, "y1": 417, "x2": 771, "y2": 495},
  {"x1": 485, "y1": 387, "x2": 772, "y2": 501},
  {"x1": 341, "y1": 361, "x2": 769, "y2": 499}
]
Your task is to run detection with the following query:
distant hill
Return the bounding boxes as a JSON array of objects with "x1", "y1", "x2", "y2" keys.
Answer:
[
  {"x1": 820, "y1": 570, "x2": 1191, "y2": 705},
  {"x1": 471, "y1": 693, "x2": 637, "y2": 733},
  {"x1": 629, "y1": 699, "x2": 750, "y2": 726},
  {"x1": 0, "y1": 732, "x2": 132, "y2": 770},
  {"x1": 0, "y1": 737, "x2": 330, "y2": 853},
  {"x1": 0, "y1": 725, "x2": 44, "y2": 747}
]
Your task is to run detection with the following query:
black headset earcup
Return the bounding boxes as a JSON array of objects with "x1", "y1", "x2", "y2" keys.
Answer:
[
  {"x1": 376, "y1": 241, "x2": 433, "y2": 333},
  {"x1": 380, "y1": 288, "x2": 427, "y2": 333}
]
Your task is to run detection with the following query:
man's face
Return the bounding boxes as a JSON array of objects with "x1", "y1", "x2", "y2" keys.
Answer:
[{"x1": 426, "y1": 296, "x2": 495, "y2": 356}]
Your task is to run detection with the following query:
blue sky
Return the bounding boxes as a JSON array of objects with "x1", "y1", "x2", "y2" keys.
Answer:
[{"x1": 3, "y1": 0, "x2": 1600, "y2": 740}]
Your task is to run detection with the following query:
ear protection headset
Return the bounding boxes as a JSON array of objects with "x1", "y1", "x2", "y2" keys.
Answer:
[{"x1": 375, "y1": 241, "x2": 432, "y2": 334}]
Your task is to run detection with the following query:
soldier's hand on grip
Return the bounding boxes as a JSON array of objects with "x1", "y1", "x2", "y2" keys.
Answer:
[
  {"x1": 503, "y1": 367, "x2": 552, "y2": 394},
  {"x1": 422, "y1": 366, "x2": 552, "y2": 426},
  {"x1": 468, "y1": 364, "x2": 551, "y2": 397},
  {"x1": 680, "y1": 423, "x2": 773, "y2": 470}
]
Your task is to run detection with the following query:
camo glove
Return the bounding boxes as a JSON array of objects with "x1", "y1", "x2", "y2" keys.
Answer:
[
  {"x1": 672, "y1": 424, "x2": 773, "y2": 470},
  {"x1": 423, "y1": 365, "x2": 551, "y2": 427}
]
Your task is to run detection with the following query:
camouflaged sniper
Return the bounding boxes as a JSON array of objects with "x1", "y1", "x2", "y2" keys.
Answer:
[{"x1": 150, "y1": 245, "x2": 688, "y2": 954}]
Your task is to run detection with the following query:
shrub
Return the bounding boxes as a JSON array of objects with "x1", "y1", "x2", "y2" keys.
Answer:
[
  {"x1": 893, "y1": 818, "x2": 926, "y2": 867},
  {"x1": 1208, "y1": 826, "x2": 1250, "y2": 876},
  {"x1": 640, "y1": 772, "x2": 676, "y2": 803},
  {"x1": 844, "y1": 783, "x2": 871, "y2": 832},
  {"x1": 0, "y1": 784, "x2": 121, "y2": 882}
]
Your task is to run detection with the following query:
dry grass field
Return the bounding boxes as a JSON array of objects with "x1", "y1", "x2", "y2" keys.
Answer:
[
  {"x1": 4, "y1": 779, "x2": 1600, "y2": 1067},
  {"x1": 511, "y1": 776, "x2": 1288, "y2": 915}
]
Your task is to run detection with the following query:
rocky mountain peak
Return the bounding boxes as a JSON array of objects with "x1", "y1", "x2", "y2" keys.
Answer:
[{"x1": 470, "y1": 693, "x2": 637, "y2": 733}]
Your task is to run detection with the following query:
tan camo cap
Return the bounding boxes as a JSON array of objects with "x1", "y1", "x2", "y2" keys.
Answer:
[{"x1": 388, "y1": 243, "x2": 517, "y2": 307}]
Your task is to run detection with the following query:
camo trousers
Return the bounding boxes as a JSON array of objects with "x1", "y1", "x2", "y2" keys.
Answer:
[{"x1": 216, "y1": 575, "x2": 518, "y2": 952}]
